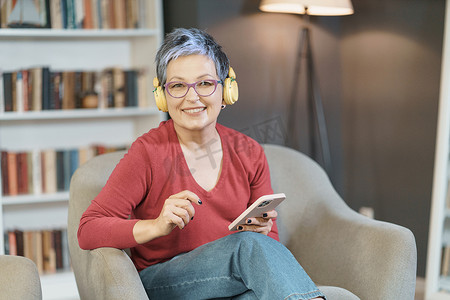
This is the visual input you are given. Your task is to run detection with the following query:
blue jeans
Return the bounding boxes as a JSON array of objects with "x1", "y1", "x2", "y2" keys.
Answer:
[{"x1": 139, "y1": 232, "x2": 325, "y2": 300}]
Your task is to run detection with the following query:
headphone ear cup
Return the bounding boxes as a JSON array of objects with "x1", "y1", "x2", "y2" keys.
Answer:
[
  {"x1": 223, "y1": 67, "x2": 238, "y2": 105},
  {"x1": 153, "y1": 77, "x2": 168, "y2": 112}
]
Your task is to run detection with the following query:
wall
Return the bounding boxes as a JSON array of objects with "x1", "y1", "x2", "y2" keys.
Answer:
[
  {"x1": 163, "y1": 0, "x2": 445, "y2": 277},
  {"x1": 164, "y1": 0, "x2": 345, "y2": 191},
  {"x1": 341, "y1": 0, "x2": 444, "y2": 277}
]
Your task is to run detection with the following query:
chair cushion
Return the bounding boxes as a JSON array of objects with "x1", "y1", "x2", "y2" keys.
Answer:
[{"x1": 319, "y1": 285, "x2": 360, "y2": 300}]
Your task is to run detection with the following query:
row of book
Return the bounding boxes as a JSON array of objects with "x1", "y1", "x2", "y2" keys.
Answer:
[
  {"x1": 1, "y1": 0, "x2": 148, "y2": 30},
  {"x1": 4, "y1": 228, "x2": 70, "y2": 274},
  {"x1": 1, "y1": 66, "x2": 149, "y2": 113},
  {"x1": 1, "y1": 144, "x2": 127, "y2": 196}
]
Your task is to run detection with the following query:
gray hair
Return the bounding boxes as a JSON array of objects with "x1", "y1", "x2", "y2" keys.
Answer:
[{"x1": 155, "y1": 28, "x2": 230, "y2": 87}]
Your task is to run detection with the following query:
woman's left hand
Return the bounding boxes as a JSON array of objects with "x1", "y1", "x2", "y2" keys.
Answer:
[{"x1": 238, "y1": 209, "x2": 278, "y2": 235}]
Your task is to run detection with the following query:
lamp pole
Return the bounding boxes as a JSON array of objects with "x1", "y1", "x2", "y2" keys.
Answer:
[{"x1": 288, "y1": 9, "x2": 332, "y2": 174}]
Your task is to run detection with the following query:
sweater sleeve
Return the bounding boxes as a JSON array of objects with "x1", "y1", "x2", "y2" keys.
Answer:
[
  {"x1": 248, "y1": 144, "x2": 279, "y2": 241},
  {"x1": 77, "y1": 140, "x2": 151, "y2": 250}
]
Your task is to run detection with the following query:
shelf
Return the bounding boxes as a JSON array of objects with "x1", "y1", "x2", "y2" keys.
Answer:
[
  {"x1": 2, "y1": 192, "x2": 70, "y2": 206},
  {"x1": 0, "y1": 107, "x2": 160, "y2": 121},
  {"x1": 40, "y1": 270, "x2": 79, "y2": 300},
  {"x1": 442, "y1": 276, "x2": 450, "y2": 292},
  {"x1": 0, "y1": 28, "x2": 159, "y2": 38}
]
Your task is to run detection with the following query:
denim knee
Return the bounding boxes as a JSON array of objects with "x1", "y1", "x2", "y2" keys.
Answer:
[
  {"x1": 232, "y1": 231, "x2": 281, "y2": 247},
  {"x1": 228, "y1": 232, "x2": 283, "y2": 258}
]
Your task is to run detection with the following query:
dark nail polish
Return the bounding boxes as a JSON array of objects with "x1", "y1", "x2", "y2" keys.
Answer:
[
  {"x1": 247, "y1": 219, "x2": 252, "y2": 224},
  {"x1": 198, "y1": 199, "x2": 203, "y2": 205},
  {"x1": 191, "y1": 216, "x2": 194, "y2": 220},
  {"x1": 238, "y1": 226, "x2": 243, "y2": 230},
  {"x1": 262, "y1": 213, "x2": 268, "y2": 218}
]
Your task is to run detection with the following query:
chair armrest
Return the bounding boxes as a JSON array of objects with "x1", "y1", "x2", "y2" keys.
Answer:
[
  {"x1": 0, "y1": 255, "x2": 42, "y2": 300},
  {"x1": 289, "y1": 199, "x2": 417, "y2": 300},
  {"x1": 79, "y1": 247, "x2": 148, "y2": 300}
]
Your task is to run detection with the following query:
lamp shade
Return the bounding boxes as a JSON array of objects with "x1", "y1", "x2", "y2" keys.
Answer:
[{"x1": 259, "y1": 0, "x2": 354, "y2": 16}]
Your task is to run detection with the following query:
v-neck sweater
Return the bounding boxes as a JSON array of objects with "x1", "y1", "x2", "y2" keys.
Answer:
[{"x1": 78, "y1": 119, "x2": 278, "y2": 272}]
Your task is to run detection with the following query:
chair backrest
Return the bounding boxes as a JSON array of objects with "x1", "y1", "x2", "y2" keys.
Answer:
[{"x1": 262, "y1": 144, "x2": 348, "y2": 247}]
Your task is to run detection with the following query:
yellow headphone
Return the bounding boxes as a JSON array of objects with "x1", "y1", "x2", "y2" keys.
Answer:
[{"x1": 153, "y1": 67, "x2": 239, "y2": 112}]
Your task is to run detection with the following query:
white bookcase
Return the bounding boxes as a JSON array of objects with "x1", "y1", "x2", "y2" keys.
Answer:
[
  {"x1": 0, "y1": 1, "x2": 164, "y2": 299},
  {"x1": 426, "y1": 0, "x2": 450, "y2": 299}
]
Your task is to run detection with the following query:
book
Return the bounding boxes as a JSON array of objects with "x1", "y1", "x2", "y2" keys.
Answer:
[
  {"x1": 0, "y1": 70, "x2": 4, "y2": 113},
  {"x1": 62, "y1": 71, "x2": 76, "y2": 109},
  {"x1": 56, "y1": 150, "x2": 65, "y2": 192},
  {"x1": 113, "y1": 68, "x2": 125, "y2": 108},
  {"x1": 53, "y1": 229, "x2": 63, "y2": 269},
  {"x1": 22, "y1": 70, "x2": 30, "y2": 111},
  {"x1": 11, "y1": 72, "x2": 17, "y2": 111},
  {"x1": 32, "y1": 149, "x2": 42, "y2": 195},
  {"x1": 16, "y1": 152, "x2": 28, "y2": 195},
  {"x1": 50, "y1": 0, "x2": 63, "y2": 29},
  {"x1": 42, "y1": 229, "x2": 56, "y2": 273},
  {"x1": 7, "y1": 152, "x2": 18, "y2": 196},
  {"x1": 26, "y1": 151, "x2": 34, "y2": 194},
  {"x1": 41, "y1": 67, "x2": 51, "y2": 110},
  {"x1": 1, "y1": 151, "x2": 8, "y2": 195},
  {"x1": 8, "y1": 231, "x2": 17, "y2": 256},
  {"x1": 30, "y1": 67, "x2": 43, "y2": 112},
  {"x1": 114, "y1": 0, "x2": 126, "y2": 29},
  {"x1": 3, "y1": 72, "x2": 13, "y2": 112},
  {"x1": 42, "y1": 149, "x2": 57, "y2": 194},
  {"x1": 15, "y1": 71, "x2": 24, "y2": 112},
  {"x1": 15, "y1": 229, "x2": 24, "y2": 257},
  {"x1": 83, "y1": 0, "x2": 93, "y2": 29}
]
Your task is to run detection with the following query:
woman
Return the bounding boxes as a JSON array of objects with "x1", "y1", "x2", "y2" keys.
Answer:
[{"x1": 78, "y1": 28, "x2": 325, "y2": 300}]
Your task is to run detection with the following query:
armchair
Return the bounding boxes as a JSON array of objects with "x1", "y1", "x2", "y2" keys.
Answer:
[
  {"x1": 68, "y1": 144, "x2": 417, "y2": 299},
  {"x1": 0, "y1": 255, "x2": 42, "y2": 300}
]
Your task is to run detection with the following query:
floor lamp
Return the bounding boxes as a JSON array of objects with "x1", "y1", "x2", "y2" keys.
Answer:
[{"x1": 259, "y1": 0, "x2": 353, "y2": 175}]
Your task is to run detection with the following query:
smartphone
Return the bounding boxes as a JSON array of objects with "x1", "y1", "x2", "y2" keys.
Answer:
[{"x1": 228, "y1": 193, "x2": 286, "y2": 231}]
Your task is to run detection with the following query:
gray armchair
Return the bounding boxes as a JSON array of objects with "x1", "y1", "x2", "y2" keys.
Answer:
[
  {"x1": 0, "y1": 255, "x2": 42, "y2": 300},
  {"x1": 68, "y1": 144, "x2": 417, "y2": 300}
]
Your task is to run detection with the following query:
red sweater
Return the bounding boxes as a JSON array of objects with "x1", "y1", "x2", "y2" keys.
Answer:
[{"x1": 78, "y1": 120, "x2": 278, "y2": 272}]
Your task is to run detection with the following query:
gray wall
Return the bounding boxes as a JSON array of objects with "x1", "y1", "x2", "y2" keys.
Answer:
[
  {"x1": 163, "y1": 0, "x2": 445, "y2": 277},
  {"x1": 340, "y1": 0, "x2": 444, "y2": 277}
]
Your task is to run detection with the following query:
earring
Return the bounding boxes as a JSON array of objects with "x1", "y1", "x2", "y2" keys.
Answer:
[{"x1": 221, "y1": 104, "x2": 226, "y2": 109}]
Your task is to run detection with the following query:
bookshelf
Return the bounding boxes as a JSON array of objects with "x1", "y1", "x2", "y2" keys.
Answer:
[
  {"x1": 0, "y1": 0, "x2": 164, "y2": 299},
  {"x1": 426, "y1": 1, "x2": 450, "y2": 299}
]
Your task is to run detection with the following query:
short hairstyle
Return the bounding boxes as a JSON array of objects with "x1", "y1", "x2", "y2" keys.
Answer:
[{"x1": 155, "y1": 28, "x2": 230, "y2": 87}]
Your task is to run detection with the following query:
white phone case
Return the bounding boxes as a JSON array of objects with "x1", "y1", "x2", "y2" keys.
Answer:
[{"x1": 228, "y1": 193, "x2": 286, "y2": 231}]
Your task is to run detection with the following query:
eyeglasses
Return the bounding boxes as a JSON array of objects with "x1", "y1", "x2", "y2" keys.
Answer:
[{"x1": 164, "y1": 79, "x2": 223, "y2": 98}]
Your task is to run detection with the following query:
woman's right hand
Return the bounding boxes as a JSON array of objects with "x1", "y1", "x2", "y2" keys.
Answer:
[{"x1": 133, "y1": 190, "x2": 202, "y2": 244}]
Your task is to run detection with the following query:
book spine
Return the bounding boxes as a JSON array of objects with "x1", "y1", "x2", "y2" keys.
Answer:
[
  {"x1": 0, "y1": 69, "x2": 4, "y2": 113},
  {"x1": 32, "y1": 149, "x2": 42, "y2": 195},
  {"x1": 43, "y1": 149, "x2": 57, "y2": 194},
  {"x1": 41, "y1": 67, "x2": 51, "y2": 110},
  {"x1": 1, "y1": 151, "x2": 9, "y2": 196},
  {"x1": 3, "y1": 72, "x2": 12, "y2": 112},
  {"x1": 7, "y1": 152, "x2": 18, "y2": 196}
]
